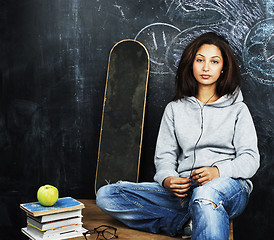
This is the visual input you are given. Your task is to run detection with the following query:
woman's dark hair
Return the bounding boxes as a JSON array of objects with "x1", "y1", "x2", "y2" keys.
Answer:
[{"x1": 174, "y1": 32, "x2": 241, "y2": 100}]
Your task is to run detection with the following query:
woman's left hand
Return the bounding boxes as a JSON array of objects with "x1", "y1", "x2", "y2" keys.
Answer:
[{"x1": 192, "y1": 167, "x2": 220, "y2": 185}]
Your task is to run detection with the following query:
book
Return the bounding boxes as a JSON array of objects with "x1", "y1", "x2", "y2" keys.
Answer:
[
  {"x1": 25, "y1": 224, "x2": 84, "y2": 239},
  {"x1": 21, "y1": 197, "x2": 87, "y2": 239},
  {"x1": 22, "y1": 225, "x2": 87, "y2": 240},
  {"x1": 27, "y1": 215, "x2": 82, "y2": 231},
  {"x1": 20, "y1": 197, "x2": 85, "y2": 217},
  {"x1": 27, "y1": 209, "x2": 82, "y2": 223}
]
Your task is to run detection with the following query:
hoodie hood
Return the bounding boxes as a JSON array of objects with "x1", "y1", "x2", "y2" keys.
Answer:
[{"x1": 185, "y1": 89, "x2": 243, "y2": 108}]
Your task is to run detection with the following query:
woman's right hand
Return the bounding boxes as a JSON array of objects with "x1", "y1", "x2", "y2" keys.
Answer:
[{"x1": 163, "y1": 176, "x2": 191, "y2": 198}]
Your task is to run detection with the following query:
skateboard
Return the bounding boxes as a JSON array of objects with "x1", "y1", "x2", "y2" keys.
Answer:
[{"x1": 95, "y1": 39, "x2": 150, "y2": 193}]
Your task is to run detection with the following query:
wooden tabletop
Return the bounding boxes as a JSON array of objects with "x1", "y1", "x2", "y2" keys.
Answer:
[{"x1": 75, "y1": 199, "x2": 182, "y2": 240}]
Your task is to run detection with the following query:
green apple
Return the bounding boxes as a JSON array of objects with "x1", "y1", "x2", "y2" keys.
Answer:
[{"x1": 37, "y1": 185, "x2": 59, "y2": 207}]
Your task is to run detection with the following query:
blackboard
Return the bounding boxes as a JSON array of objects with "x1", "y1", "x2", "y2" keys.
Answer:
[{"x1": 0, "y1": 1, "x2": 273, "y2": 239}]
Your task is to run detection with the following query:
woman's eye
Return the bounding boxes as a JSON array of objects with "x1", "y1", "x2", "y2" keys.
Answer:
[
  {"x1": 196, "y1": 59, "x2": 203, "y2": 62},
  {"x1": 212, "y1": 60, "x2": 219, "y2": 64}
]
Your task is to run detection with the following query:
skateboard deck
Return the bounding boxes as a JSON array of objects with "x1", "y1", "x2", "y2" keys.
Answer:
[{"x1": 95, "y1": 39, "x2": 150, "y2": 193}]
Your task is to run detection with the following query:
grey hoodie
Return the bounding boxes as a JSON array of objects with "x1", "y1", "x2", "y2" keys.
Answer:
[{"x1": 154, "y1": 90, "x2": 260, "y2": 191}]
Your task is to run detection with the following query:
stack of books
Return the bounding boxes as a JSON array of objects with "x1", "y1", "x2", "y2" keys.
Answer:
[{"x1": 20, "y1": 197, "x2": 87, "y2": 239}]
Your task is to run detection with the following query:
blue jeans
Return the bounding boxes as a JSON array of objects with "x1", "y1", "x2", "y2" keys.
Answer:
[{"x1": 96, "y1": 177, "x2": 250, "y2": 239}]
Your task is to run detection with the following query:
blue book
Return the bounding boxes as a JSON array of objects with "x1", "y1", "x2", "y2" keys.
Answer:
[{"x1": 20, "y1": 197, "x2": 85, "y2": 217}]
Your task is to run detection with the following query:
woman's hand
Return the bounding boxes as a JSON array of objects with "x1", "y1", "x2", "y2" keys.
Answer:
[
  {"x1": 163, "y1": 176, "x2": 191, "y2": 198},
  {"x1": 192, "y1": 166, "x2": 220, "y2": 185}
]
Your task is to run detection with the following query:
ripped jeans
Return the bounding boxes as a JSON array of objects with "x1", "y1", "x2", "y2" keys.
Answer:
[{"x1": 96, "y1": 177, "x2": 250, "y2": 240}]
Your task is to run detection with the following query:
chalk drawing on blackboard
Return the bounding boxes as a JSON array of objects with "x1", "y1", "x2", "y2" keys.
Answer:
[
  {"x1": 243, "y1": 18, "x2": 274, "y2": 86},
  {"x1": 134, "y1": 23, "x2": 181, "y2": 75},
  {"x1": 113, "y1": 2, "x2": 126, "y2": 19},
  {"x1": 165, "y1": 2, "x2": 227, "y2": 27},
  {"x1": 266, "y1": 0, "x2": 274, "y2": 16}
]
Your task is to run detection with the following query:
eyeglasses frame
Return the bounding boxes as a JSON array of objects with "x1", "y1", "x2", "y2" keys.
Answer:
[{"x1": 83, "y1": 225, "x2": 118, "y2": 240}]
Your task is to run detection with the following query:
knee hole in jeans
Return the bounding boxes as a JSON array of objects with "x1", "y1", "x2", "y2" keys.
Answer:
[{"x1": 194, "y1": 199, "x2": 222, "y2": 209}]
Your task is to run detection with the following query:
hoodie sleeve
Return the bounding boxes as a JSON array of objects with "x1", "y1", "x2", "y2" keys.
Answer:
[
  {"x1": 153, "y1": 103, "x2": 180, "y2": 186},
  {"x1": 214, "y1": 104, "x2": 260, "y2": 179}
]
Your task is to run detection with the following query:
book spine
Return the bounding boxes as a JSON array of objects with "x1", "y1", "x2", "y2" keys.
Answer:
[
  {"x1": 22, "y1": 226, "x2": 87, "y2": 240},
  {"x1": 27, "y1": 223, "x2": 83, "y2": 239},
  {"x1": 27, "y1": 209, "x2": 82, "y2": 223},
  {"x1": 27, "y1": 216, "x2": 82, "y2": 231}
]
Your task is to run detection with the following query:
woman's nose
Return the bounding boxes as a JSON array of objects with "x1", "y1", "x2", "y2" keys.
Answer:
[{"x1": 203, "y1": 61, "x2": 209, "y2": 71}]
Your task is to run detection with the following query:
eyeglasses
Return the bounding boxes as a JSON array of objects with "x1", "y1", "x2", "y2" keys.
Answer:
[{"x1": 83, "y1": 225, "x2": 118, "y2": 240}]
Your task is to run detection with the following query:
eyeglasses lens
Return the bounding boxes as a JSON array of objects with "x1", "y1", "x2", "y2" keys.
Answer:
[
  {"x1": 84, "y1": 226, "x2": 116, "y2": 240},
  {"x1": 102, "y1": 228, "x2": 115, "y2": 239}
]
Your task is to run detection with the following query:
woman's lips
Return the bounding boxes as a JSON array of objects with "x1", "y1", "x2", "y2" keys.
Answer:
[{"x1": 201, "y1": 74, "x2": 210, "y2": 79}]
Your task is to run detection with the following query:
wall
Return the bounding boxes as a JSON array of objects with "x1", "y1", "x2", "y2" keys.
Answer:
[{"x1": 0, "y1": 0, "x2": 273, "y2": 239}]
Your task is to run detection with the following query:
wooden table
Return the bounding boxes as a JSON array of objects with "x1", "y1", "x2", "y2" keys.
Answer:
[
  {"x1": 75, "y1": 199, "x2": 233, "y2": 240},
  {"x1": 75, "y1": 199, "x2": 183, "y2": 239}
]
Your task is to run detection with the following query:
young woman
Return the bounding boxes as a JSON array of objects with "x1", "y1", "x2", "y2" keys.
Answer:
[{"x1": 96, "y1": 32, "x2": 260, "y2": 239}]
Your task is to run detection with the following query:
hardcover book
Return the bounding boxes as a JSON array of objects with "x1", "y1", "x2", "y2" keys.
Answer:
[
  {"x1": 27, "y1": 216, "x2": 82, "y2": 231},
  {"x1": 26, "y1": 209, "x2": 82, "y2": 223},
  {"x1": 24, "y1": 224, "x2": 84, "y2": 239},
  {"x1": 20, "y1": 197, "x2": 85, "y2": 217}
]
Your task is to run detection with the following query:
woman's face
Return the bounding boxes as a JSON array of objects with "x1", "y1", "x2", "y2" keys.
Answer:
[{"x1": 192, "y1": 44, "x2": 224, "y2": 89}]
